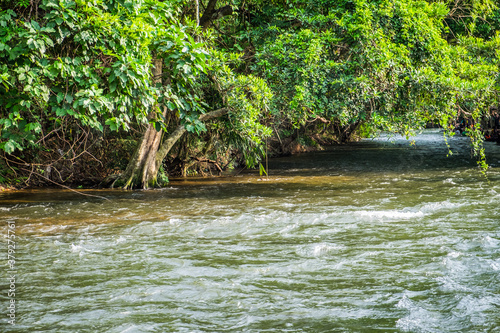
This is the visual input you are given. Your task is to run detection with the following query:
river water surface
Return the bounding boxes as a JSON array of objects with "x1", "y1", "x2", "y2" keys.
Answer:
[{"x1": 1, "y1": 129, "x2": 500, "y2": 332}]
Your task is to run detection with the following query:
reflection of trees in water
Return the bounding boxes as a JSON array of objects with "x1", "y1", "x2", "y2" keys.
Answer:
[{"x1": 397, "y1": 152, "x2": 426, "y2": 170}]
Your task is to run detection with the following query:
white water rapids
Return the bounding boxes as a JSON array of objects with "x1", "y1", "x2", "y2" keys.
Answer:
[{"x1": 1, "y1": 129, "x2": 500, "y2": 332}]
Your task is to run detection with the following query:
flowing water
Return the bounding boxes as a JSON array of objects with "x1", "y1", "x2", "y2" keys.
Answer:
[{"x1": 1, "y1": 129, "x2": 500, "y2": 332}]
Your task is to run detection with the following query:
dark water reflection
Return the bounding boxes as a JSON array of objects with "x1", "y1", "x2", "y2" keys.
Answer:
[{"x1": 1, "y1": 129, "x2": 500, "y2": 332}]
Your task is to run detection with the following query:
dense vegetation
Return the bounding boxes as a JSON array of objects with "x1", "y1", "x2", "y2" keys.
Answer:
[{"x1": 1, "y1": 0, "x2": 499, "y2": 188}]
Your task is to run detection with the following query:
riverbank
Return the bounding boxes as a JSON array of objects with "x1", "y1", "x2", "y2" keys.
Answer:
[
  {"x1": 3, "y1": 128, "x2": 500, "y2": 191},
  {"x1": 0, "y1": 184, "x2": 13, "y2": 192},
  {"x1": 0, "y1": 130, "x2": 338, "y2": 190}
]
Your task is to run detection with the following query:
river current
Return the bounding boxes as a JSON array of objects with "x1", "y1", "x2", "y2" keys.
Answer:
[{"x1": 1, "y1": 129, "x2": 500, "y2": 332}]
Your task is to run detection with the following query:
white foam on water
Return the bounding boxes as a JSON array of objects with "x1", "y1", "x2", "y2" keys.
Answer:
[
  {"x1": 116, "y1": 236, "x2": 127, "y2": 244},
  {"x1": 119, "y1": 325, "x2": 138, "y2": 333},
  {"x1": 396, "y1": 294, "x2": 413, "y2": 309},
  {"x1": 396, "y1": 295, "x2": 440, "y2": 332},
  {"x1": 312, "y1": 243, "x2": 344, "y2": 257},
  {"x1": 490, "y1": 261, "x2": 500, "y2": 271},
  {"x1": 443, "y1": 178, "x2": 456, "y2": 184},
  {"x1": 279, "y1": 223, "x2": 298, "y2": 235},
  {"x1": 418, "y1": 200, "x2": 468, "y2": 214},
  {"x1": 440, "y1": 255, "x2": 469, "y2": 273},
  {"x1": 162, "y1": 218, "x2": 183, "y2": 226},
  {"x1": 294, "y1": 242, "x2": 345, "y2": 258},
  {"x1": 481, "y1": 235, "x2": 499, "y2": 248},
  {"x1": 38, "y1": 224, "x2": 69, "y2": 234},
  {"x1": 454, "y1": 294, "x2": 499, "y2": 327},
  {"x1": 396, "y1": 316, "x2": 430, "y2": 332},
  {"x1": 435, "y1": 276, "x2": 471, "y2": 292},
  {"x1": 110, "y1": 324, "x2": 156, "y2": 333},
  {"x1": 447, "y1": 251, "x2": 462, "y2": 258},
  {"x1": 355, "y1": 210, "x2": 424, "y2": 220},
  {"x1": 70, "y1": 241, "x2": 102, "y2": 257},
  {"x1": 487, "y1": 189, "x2": 498, "y2": 196},
  {"x1": 71, "y1": 243, "x2": 84, "y2": 251}
]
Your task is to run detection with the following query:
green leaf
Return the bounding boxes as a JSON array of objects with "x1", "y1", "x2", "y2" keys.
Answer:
[
  {"x1": 2, "y1": 140, "x2": 16, "y2": 154},
  {"x1": 56, "y1": 108, "x2": 68, "y2": 116},
  {"x1": 57, "y1": 92, "x2": 64, "y2": 103},
  {"x1": 154, "y1": 122, "x2": 162, "y2": 132},
  {"x1": 105, "y1": 118, "x2": 118, "y2": 131},
  {"x1": 26, "y1": 122, "x2": 42, "y2": 133},
  {"x1": 259, "y1": 163, "x2": 268, "y2": 177},
  {"x1": 110, "y1": 81, "x2": 117, "y2": 93}
]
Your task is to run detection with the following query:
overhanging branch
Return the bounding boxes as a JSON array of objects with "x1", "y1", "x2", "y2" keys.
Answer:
[
  {"x1": 199, "y1": 0, "x2": 233, "y2": 30},
  {"x1": 155, "y1": 108, "x2": 230, "y2": 164}
]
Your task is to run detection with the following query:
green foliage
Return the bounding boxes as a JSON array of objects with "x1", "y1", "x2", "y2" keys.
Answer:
[
  {"x1": 0, "y1": 0, "x2": 273, "y2": 176},
  {"x1": 0, "y1": 0, "x2": 167, "y2": 153},
  {"x1": 201, "y1": 48, "x2": 273, "y2": 167},
  {"x1": 258, "y1": 162, "x2": 267, "y2": 177},
  {"x1": 1, "y1": 0, "x2": 499, "y2": 185},
  {"x1": 157, "y1": 164, "x2": 169, "y2": 185},
  {"x1": 256, "y1": 28, "x2": 335, "y2": 127},
  {"x1": 253, "y1": 0, "x2": 499, "y2": 148},
  {"x1": 441, "y1": 0, "x2": 499, "y2": 38},
  {"x1": 156, "y1": 22, "x2": 211, "y2": 134}
]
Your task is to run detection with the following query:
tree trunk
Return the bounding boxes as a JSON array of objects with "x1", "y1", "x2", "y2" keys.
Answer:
[
  {"x1": 109, "y1": 1, "x2": 236, "y2": 189},
  {"x1": 149, "y1": 107, "x2": 230, "y2": 179},
  {"x1": 199, "y1": 0, "x2": 233, "y2": 30},
  {"x1": 114, "y1": 103, "x2": 230, "y2": 189},
  {"x1": 112, "y1": 59, "x2": 165, "y2": 189}
]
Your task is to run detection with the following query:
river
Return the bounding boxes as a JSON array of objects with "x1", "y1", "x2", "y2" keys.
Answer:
[{"x1": 1, "y1": 129, "x2": 500, "y2": 332}]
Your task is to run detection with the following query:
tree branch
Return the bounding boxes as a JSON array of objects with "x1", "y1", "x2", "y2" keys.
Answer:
[
  {"x1": 155, "y1": 108, "x2": 230, "y2": 165},
  {"x1": 199, "y1": 0, "x2": 233, "y2": 30},
  {"x1": 199, "y1": 0, "x2": 219, "y2": 29}
]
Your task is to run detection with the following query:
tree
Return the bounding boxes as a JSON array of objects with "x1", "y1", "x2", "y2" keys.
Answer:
[
  {"x1": 0, "y1": 0, "x2": 271, "y2": 188},
  {"x1": 251, "y1": 0, "x2": 499, "y2": 160},
  {"x1": 113, "y1": 0, "x2": 272, "y2": 189},
  {"x1": 0, "y1": 0, "x2": 161, "y2": 185}
]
